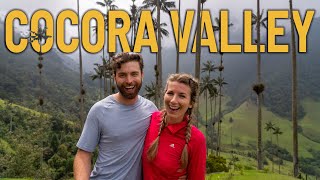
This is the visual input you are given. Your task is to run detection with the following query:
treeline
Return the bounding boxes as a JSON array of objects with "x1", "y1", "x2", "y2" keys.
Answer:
[
  {"x1": 0, "y1": 101, "x2": 81, "y2": 179},
  {"x1": 0, "y1": 49, "x2": 99, "y2": 120}
]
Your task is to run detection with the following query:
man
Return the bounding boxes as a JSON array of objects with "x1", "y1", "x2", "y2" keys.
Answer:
[{"x1": 73, "y1": 52, "x2": 157, "y2": 179}]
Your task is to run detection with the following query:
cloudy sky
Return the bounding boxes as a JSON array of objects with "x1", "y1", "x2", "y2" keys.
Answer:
[{"x1": 0, "y1": 0, "x2": 318, "y2": 49}]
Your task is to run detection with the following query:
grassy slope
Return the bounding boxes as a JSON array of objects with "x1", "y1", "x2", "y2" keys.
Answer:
[
  {"x1": 300, "y1": 98, "x2": 320, "y2": 143},
  {"x1": 219, "y1": 99, "x2": 320, "y2": 158},
  {"x1": 206, "y1": 170, "x2": 299, "y2": 180}
]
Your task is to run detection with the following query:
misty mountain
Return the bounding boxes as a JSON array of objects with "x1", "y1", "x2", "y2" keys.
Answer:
[
  {"x1": 1, "y1": 16, "x2": 320, "y2": 120},
  {"x1": 0, "y1": 22, "x2": 99, "y2": 117}
]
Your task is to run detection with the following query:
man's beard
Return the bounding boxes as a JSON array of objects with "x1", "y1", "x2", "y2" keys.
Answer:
[{"x1": 116, "y1": 82, "x2": 142, "y2": 99}]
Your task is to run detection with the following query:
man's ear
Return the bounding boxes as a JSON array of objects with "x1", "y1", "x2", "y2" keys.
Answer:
[{"x1": 141, "y1": 72, "x2": 144, "y2": 81}]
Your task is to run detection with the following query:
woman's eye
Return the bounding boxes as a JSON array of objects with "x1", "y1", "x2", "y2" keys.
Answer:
[
  {"x1": 179, "y1": 95, "x2": 186, "y2": 98},
  {"x1": 167, "y1": 92, "x2": 173, "y2": 95}
]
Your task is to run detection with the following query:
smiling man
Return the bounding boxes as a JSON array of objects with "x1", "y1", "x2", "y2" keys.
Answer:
[{"x1": 73, "y1": 52, "x2": 157, "y2": 180}]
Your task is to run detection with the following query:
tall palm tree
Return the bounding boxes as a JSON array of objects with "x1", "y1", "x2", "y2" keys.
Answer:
[
  {"x1": 175, "y1": 0, "x2": 181, "y2": 73},
  {"x1": 252, "y1": 0, "x2": 268, "y2": 169},
  {"x1": 25, "y1": 24, "x2": 51, "y2": 173},
  {"x1": 202, "y1": 60, "x2": 216, "y2": 77},
  {"x1": 96, "y1": 0, "x2": 118, "y2": 97},
  {"x1": 212, "y1": 17, "x2": 232, "y2": 156},
  {"x1": 194, "y1": 0, "x2": 202, "y2": 128},
  {"x1": 289, "y1": 0, "x2": 299, "y2": 177},
  {"x1": 265, "y1": 121, "x2": 276, "y2": 172},
  {"x1": 229, "y1": 117, "x2": 234, "y2": 155},
  {"x1": 213, "y1": 76, "x2": 227, "y2": 156},
  {"x1": 208, "y1": 85, "x2": 218, "y2": 154},
  {"x1": 200, "y1": 75, "x2": 215, "y2": 156},
  {"x1": 142, "y1": 0, "x2": 175, "y2": 107},
  {"x1": 273, "y1": 126, "x2": 283, "y2": 174},
  {"x1": 91, "y1": 63, "x2": 104, "y2": 100},
  {"x1": 77, "y1": 0, "x2": 85, "y2": 126}
]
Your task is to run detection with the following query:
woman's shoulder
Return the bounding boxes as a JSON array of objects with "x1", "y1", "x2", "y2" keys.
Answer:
[{"x1": 150, "y1": 111, "x2": 163, "y2": 124}]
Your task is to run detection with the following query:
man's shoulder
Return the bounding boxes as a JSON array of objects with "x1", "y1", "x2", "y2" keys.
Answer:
[
  {"x1": 139, "y1": 96, "x2": 157, "y2": 110},
  {"x1": 90, "y1": 95, "x2": 114, "y2": 110}
]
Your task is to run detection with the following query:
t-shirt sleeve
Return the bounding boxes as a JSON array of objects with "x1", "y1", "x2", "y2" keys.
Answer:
[
  {"x1": 149, "y1": 100, "x2": 158, "y2": 112},
  {"x1": 76, "y1": 103, "x2": 101, "y2": 152},
  {"x1": 187, "y1": 128, "x2": 206, "y2": 180}
]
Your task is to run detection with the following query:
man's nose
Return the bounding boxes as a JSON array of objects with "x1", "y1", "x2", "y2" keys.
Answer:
[{"x1": 125, "y1": 75, "x2": 133, "y2": 84}]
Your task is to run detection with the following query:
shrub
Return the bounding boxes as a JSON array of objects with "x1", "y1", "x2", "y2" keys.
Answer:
[{"x1": 206, "y1": 154, "x2": 229, "y2": 173}]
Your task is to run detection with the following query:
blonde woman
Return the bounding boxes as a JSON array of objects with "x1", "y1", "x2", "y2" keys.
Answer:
[{"x1": 142, "y1": 73, "x2": 206, "y2": 180}]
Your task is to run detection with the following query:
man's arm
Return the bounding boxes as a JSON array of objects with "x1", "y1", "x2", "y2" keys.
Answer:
[{"x1": 74, "y1": 149, "x2": 92, "y2": 180}]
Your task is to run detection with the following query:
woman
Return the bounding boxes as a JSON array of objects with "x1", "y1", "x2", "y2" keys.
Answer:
[{"x1": 142, "y1": 73, "x2": 206, "y2": 180}]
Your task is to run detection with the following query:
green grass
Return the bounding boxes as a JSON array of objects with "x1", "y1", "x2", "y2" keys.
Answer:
[
  {"x1": 206, "y1": 170, "x2": 298, "y2": 180},
  {"x1": 300, "y1": 98, "x2": 320, "y2": 143},
  {"x1": 219, "y1": 100, "x2": 320, "y2": 158}
]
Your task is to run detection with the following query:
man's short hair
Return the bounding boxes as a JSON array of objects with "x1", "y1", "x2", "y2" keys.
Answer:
[{"x1": 111, "y1": 52, "x2": 144, "y2": 74}]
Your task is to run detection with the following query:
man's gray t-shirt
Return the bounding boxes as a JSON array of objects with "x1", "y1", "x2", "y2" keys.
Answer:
[{"x1": 77, "y1": 95, "x2": 157, "y2": 180}]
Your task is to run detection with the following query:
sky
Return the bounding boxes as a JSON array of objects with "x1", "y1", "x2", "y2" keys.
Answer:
[{"x1": 0, "y1": 0, "x2": 318, "y2": 51}]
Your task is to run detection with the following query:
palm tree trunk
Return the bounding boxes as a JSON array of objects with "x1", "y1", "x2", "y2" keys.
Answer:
[
  {"x1": 217, "y1": 83, "x2": 222, "y2": 156},
  {"x1": 289, "y1": 0, "x2": 299, "y2": 177},
  {"x1": 277, "y1": 135, "x2": 280, "y2": 174},
  {"x1": 271, "y1": 133, "x2": 274, "y2": 172},
  {"x1": 77, "y1": 0, "x2": 85, "y2": 127},
  {"x1": 156, "y1": 0, "x2": 163, "y2": 108},
  {"x1": 210, "y1": 95, "x2": 213, "y2": 154},
  {"x1": 176, "y1": 0, "x2": 181, "y2": 73},
  {"x1": 214, "y1": 94, "x2": 218, "y2": 156},
  {"x1": 194, "y1": 0, "x2": 202, "y2": 128},
  {"x1": 205, "y1": 90, "x2": 208, "y2": 156},
  {"x1": 256, "y1": 0, "x2": 263, "y2": 170}
]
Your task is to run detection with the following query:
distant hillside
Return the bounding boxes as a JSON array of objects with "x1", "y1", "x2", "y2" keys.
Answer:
[{"x1": 0, "y1": 24, "x2": 99, "y2": 118}]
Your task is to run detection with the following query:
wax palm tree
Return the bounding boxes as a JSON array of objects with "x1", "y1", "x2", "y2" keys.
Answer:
[
  {"x1": 194, "y1": 0, "x2": 202, "y2": 128},
  {"x1": 212, "y1": 17, "x2": 232, "y2": 155},
  {"x1": 175, "y1": 0, "x2": 181, "y2": 73},
  {"x1": 202, "y1": 60, "x2": 217, "y2": 77},
  {"x1": 91, "y1": 63, "x2": 104, "y2": 100},
  {"x1": 252, "y1": 0, "x2": 268, "y2": 169},
  {"x1": 77, "y1": 0, "x2": 85, "y2": 126},
  {"x1": 144, "y1": 82, "x2": 157, "y2": 102},
  {"x1": 289, "y1": 0, "x2": 299, "y2": 177},
  {"x1": 200, "y1": 75, "x2": 215, "y2": 156},
  {"x1": 273, "y1": 126, "x2": 283, "y2": 174},
  {"x1": 26, "y1": 25, "x2": 51, "y2": 107},
  {"x1": 95, "y1": 0, "x2": 119, "y2": 97},
  {"x1": 208, "y1": 86, "x2": 218, "y2": 154},
  {"x1": 229, "y1": 117, "x2": 234, "y2": 156},
  {"x1": 25, "y1": 24, "x2": 51, "y2": 173},
  {"x1": 213, "y1": 77, "x2": 228, "y2": 156},
  {"x1": 142, "y1": 0, "x2": 175, "y2": 107},
  {"x1": 265, "y1": 121, "x2": 276, "y2": 172},
  {"x1": 194, "y1": 0, "x2": 207, "y2": 77}
]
